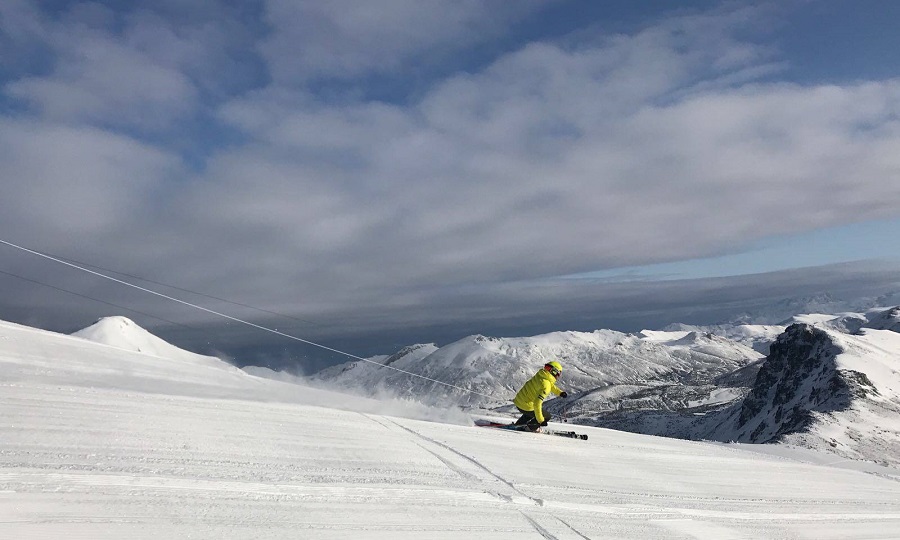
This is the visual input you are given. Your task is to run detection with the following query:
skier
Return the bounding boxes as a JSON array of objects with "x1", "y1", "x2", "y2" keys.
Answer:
[{"x1": 512, "y1": 361, "x2": 568, "y2": 432}]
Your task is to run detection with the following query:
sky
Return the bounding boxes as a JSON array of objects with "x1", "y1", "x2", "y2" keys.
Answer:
[{"x1": 1, "y1": 0, "x2": 899, "y2": 370}]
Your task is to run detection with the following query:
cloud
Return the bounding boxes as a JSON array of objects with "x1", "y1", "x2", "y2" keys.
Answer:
[
  {"x1": 0, "y1": 119, "x2": 182, "y2": 240},
  {"x1": 154, "y1": 259, "x2": 900, "y2": 365},
  {"x1": 2, "y1": 2, "x2": 900, "y2": 354},
  {"x1": 8, "y1": 53, "x2": 196, "y2": 131},
  {"x1": 618, "y1": 83, "x2": 900, "y2": 238},
  {"x1": 1, "y1": 1, "x2": 261, "y2": 131},
  {"x1": 207, "y1": 7, "x2": 900, "y2": 298}
]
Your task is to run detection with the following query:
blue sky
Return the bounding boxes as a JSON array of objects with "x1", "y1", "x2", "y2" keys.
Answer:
[
  {"x1": 1, "y1": 1, "x2": 899, "y2": 363},
  {"x1": 777, "y1": 1, "x2": 900, "y2": 83}
]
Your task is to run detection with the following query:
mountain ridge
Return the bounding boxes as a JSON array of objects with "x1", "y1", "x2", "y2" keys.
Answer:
[
  {"x1": 43, "y1": 305, "x2": 900, "y2": 468},
  {"x1": 310, "y1": 328, "x2": 763, "y2": 408},
  {"x1": 309, "y1": 305, "x2": 900, "y2": 466}
]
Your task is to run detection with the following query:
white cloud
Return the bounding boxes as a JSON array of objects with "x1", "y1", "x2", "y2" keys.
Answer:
[
  {"x1": 1, "y1": 2, "x2": 258, "y2": 131},
  {"x1": 7, "y1": 47, "x2": 197, "y2": 130},
  {"x1": 0, "y1": 119, "x2": 182, "y2": 241},
  {"x1": 2, "y1": 2, "x2": 900, "y2": 344},
  {"x1": 207, "y1": 7, "x2": 900, "y2": 298}
]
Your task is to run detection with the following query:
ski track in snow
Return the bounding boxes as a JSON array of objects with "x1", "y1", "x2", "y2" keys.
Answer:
[
  {"x1": 521, "y1": 512, "x2": 560, "y2": 540},
  {"x1": 367, "y1": 414, "x2": 591, "y2": 539},
  {"x1": 367, "y1": 414, "x2": 543, "y2": 506},
  {"x1": 3, "y1": 319, "x2": 900, "y2": 539}
]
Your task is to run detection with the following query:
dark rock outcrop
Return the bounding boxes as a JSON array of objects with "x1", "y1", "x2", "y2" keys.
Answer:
[{"x1": 734, "y1": 324, "x2": 862, "y2": 442}]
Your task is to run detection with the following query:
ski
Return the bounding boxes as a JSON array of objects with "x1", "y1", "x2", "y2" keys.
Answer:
[{"x1": 475, "y1": 420, "x2": 588, "y2": 440}]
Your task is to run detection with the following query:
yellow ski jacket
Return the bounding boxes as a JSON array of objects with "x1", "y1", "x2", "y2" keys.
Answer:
[{"x1": 513, "y1": 369, "x2": 562, "y2": 423}]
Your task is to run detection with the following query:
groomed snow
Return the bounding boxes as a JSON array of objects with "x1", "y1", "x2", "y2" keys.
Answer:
[{"x1": 3, "y1": 318, "x2": 900, "y2": 539}]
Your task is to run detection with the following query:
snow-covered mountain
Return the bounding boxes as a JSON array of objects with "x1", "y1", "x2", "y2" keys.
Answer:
[
  {"x1": 595, "y1": 308, "x2": 900, "y2": 466},
  {"x1": 695, "y1": 322, "x2": 900, "y2": 466},
  {"x1": 311, "y1": 329, "x2": 763, "y2": 409},
  {"x1": 661, "y1": 322, "x2": 786, "y2": 354},
  {"x1": 309, "y1": 306, "x2": 900, "y2": 468},
  {"x1": 719, "y1": 292, "x2": 898, "y2": 326},
  {"x1": 5, "y1": 316, "x2": 900, "y2": 538},
  {"x1": 660, "y1": 305, "x2": 898, "y2": 355},
  {"x1": 864, "y1": 306, "x2": 900, "y2": 331},
  {"x1": 550, "y1": 331, "x2": 763, "y2": 423}
]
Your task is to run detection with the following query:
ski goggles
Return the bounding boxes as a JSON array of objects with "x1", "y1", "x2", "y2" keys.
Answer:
[{"x1": 545, "y1": 365, "x2": 562, "y2": 378}]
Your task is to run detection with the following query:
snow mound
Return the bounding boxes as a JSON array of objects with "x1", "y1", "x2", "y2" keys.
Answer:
[
  {"x1": 72, "y1": 316, "x2": 198, "y2": 357},
  {"x1": 72, "y1": 316, "x2": 225, "y2": 368}
]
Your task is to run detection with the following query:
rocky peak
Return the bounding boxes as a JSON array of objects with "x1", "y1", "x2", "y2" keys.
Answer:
[{"x1": 736, "y1": 324, "x2": 850, "y2": 442}]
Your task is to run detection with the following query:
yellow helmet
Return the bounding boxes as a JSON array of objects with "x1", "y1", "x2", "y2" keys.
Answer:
[{"x1": 544, "y1": 361, "x2": 562, "y2": 378}]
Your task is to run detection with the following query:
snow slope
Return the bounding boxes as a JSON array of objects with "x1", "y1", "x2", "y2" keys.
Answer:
[
  {"x1": 3, "y1": 318, "x2": 900, "y2": 538},
  {"x1": 2, "y1": 318, "x2": 467, "y2": 422}
]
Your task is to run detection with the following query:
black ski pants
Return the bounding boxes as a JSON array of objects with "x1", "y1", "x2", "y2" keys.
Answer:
[{"x1": 514, "y1": 407, "x2": 550, "y2": 430}]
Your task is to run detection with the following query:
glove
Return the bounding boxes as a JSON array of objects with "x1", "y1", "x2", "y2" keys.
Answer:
[
  {"x1": 560, "y1": 391, "x2": 568, "y2": 398},
  {"x1": 539, "y1": 420, "x2": 548, "y2": 427}
]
